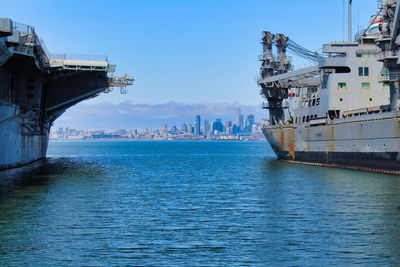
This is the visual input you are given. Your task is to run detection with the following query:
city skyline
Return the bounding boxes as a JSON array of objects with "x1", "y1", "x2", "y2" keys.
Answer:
[
  {"x1": 51, "y1": 105, "x2": 264, "y2": 140},
  {"x1": 52, "y1": 101, "x2": 266, "y2": 130}
]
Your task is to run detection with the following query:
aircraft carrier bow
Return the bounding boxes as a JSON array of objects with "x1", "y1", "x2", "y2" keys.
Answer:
[{"x1": 0, "y1": 18, "x2": 133, "y2": 170}]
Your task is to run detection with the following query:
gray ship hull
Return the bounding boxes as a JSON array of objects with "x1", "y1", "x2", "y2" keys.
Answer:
[
  {"x1": 263, "y1": 114, "x2": 400, "y2": 173},
  {"x1": 0, "y1": 104, "x2": 48, "y2": 170}
]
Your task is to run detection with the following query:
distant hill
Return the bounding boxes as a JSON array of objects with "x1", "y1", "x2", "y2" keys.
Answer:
[{"x1": 53, "y1": 101, "x2": 266, "y2": 130}]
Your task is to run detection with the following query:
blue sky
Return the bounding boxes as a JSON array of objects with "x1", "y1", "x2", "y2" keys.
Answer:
[
  {"x1": 2, "y1": 0, "x2": 380, "y2": 128},
  {"x1": 3, "y1": 0, "x2": 379, "y2": 105}
]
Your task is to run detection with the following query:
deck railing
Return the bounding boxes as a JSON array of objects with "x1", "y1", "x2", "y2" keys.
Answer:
[
  {"x1": 380, "y1": 70, "x2": 400, "y2": 82},
  {"x1": 377, "y1": 50, "x2": 399, "y2": 61},
  {"x1": 50, "y1": 53, "x2": 108, "y2": 62},
  {"x1": 12, "y1": 21, "x2": 33, "y2": 34}
]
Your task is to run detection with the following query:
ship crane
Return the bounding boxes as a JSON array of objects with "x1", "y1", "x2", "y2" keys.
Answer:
[
  {"x1": 287, "y1": 39, "x2": 324, "y2": 63},
  {"x1": 258, "y1": 32, "x2": 321, "y2": 89}
]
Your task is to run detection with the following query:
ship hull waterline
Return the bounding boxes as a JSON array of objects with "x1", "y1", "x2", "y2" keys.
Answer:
[{"x1": 263, "y1": 117, "x2": 400, "y2": 174}]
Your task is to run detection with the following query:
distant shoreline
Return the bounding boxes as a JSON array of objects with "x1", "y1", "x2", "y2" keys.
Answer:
[{"x1": 49, "y1": 138, "x2": 266, "y2": 142}]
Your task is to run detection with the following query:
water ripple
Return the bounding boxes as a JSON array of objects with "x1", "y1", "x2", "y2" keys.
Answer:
[{"x1": 0, "y1": 141, "x2": 400, "y2": 265}]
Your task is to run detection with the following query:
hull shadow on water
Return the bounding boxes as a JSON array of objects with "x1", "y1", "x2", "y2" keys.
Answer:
[{"x1": 0, "y1": 157, "x2": 104, "y2": 201}]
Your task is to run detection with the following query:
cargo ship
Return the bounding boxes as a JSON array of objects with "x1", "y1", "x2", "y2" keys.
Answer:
[
  {"x1": 0, "y1": 19, "x2": 133, "y2": 170},
  {"x1": 258, "y1": 0, "x2": 400, "y2": 173}
]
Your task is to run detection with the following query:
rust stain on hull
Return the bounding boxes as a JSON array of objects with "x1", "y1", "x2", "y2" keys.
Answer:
[
  {"x1": 288, "y1": 127, "x2": 295, "y2": 159},
  {"x1": 279, "y1": 129, "x2": 285, "y2": 151}
]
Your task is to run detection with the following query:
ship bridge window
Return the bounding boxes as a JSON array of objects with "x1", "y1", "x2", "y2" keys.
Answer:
[
  {"x1": 357, "y1": 51, "x2": 377, "y2": 57},
  {"x1": 335, "y1": 67, "x2": 351, "y2": 73},
  {"x1": 359, "y1": 67, "x2": 369, "y2": 76},
  {"x1": 363, "y1": 38, "x2": 376, "y2": 44},
  {"x1": 307, "y1": 87, "x2": 318, "y2": 97},
  {"x1": 322, "y1": 75, "x2": 329, "y2": 89},
  {"x1": 329, "y1": 52, "x2": 346, "y2": 58},
  {"x1": 338, "y1": 82, "x2": 347, "y2": 89}
]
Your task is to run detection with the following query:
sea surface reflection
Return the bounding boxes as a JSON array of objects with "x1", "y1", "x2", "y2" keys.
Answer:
[{"x1": 0, "y1": 140, "x2": 399, "y2": 265}]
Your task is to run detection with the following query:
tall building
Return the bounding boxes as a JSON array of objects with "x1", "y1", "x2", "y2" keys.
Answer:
[
  {"x1": 181, "y1": 123, "x2": 188, "y2": 132},
  {"x1": 204, "y1": 119, "x2": 210, "y2": 136},
  {"x1": 234, "y1": 104, "x2": 242, "y2": 127},
  {"x1": 239, "y1": 114, "x2": 244, "y2": 129},
  {"x1": 247, "y1": 114, "x2": 255, "y2": 125},
  {"x1": 195, "y1": 115, "x2": 201, "y2": 136},
  {"x1": 225, "y1": 120, "x2": 233, "y2": 135},
  {"x1": 212, "y1": 118, "x2": 224, "y2": 133},
  {"x1": 245, "y1": 114, "x2": 255, "y2": 133}
]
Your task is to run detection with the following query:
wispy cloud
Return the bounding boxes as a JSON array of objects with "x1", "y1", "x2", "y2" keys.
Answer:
[{"x1": 54, "y1": 101, "x2": 265, "y2": 130}]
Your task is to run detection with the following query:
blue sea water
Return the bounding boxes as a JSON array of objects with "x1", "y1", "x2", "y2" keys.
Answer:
[{"x1": 1, "y1": 140, "x2": 400, "y2": 265}]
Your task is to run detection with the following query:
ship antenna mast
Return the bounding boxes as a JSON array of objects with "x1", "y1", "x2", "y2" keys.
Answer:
[
  {"x1": 348, "y1": 0, "x2": 353, "y2": 42},
  {"x1": 343, "y1": 0, "x2": 345, "y2": 41}
]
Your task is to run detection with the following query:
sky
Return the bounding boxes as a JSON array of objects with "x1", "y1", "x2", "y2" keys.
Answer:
[{"x1": 2, "y1": 0, "x2": 380, "y2": 128}]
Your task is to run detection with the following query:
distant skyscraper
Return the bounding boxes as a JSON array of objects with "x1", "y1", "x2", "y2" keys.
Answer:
[
  {"x1": 239, "y1": 114, "x2": 244, "y2": 128},
  {"x1": 195, "y1": 115, "x2": 201, "y2": 136},
  {"x1": 225, "y1": 120, "x2": 233, "y2": 135},
  {"x1": 212, "y1": 118, "x2": 224, "y2": 133},
  {"x1": 181, "y1": 123, "x2": 188, "y2": 132},
  {"x1": 247, "y1": 114, "x2": 255, "y2": 125},
  {"x1": 204, "y1": 119, "x2": 210, "y2": 136},
  {"x1": 244, "y1": 114, "x2": 255, "y2": 133},
  {"x1": 234, "y1": 104, "x2": 244, "y2": 131}
]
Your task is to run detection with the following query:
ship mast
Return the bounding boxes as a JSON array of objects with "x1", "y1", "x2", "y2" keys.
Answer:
[
  {"x1": 376, "y1": 0, "x2": 400, "y2": 112},
  {"x1": 349, "y1": 0, "x2": 353, "y2": 42}
]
